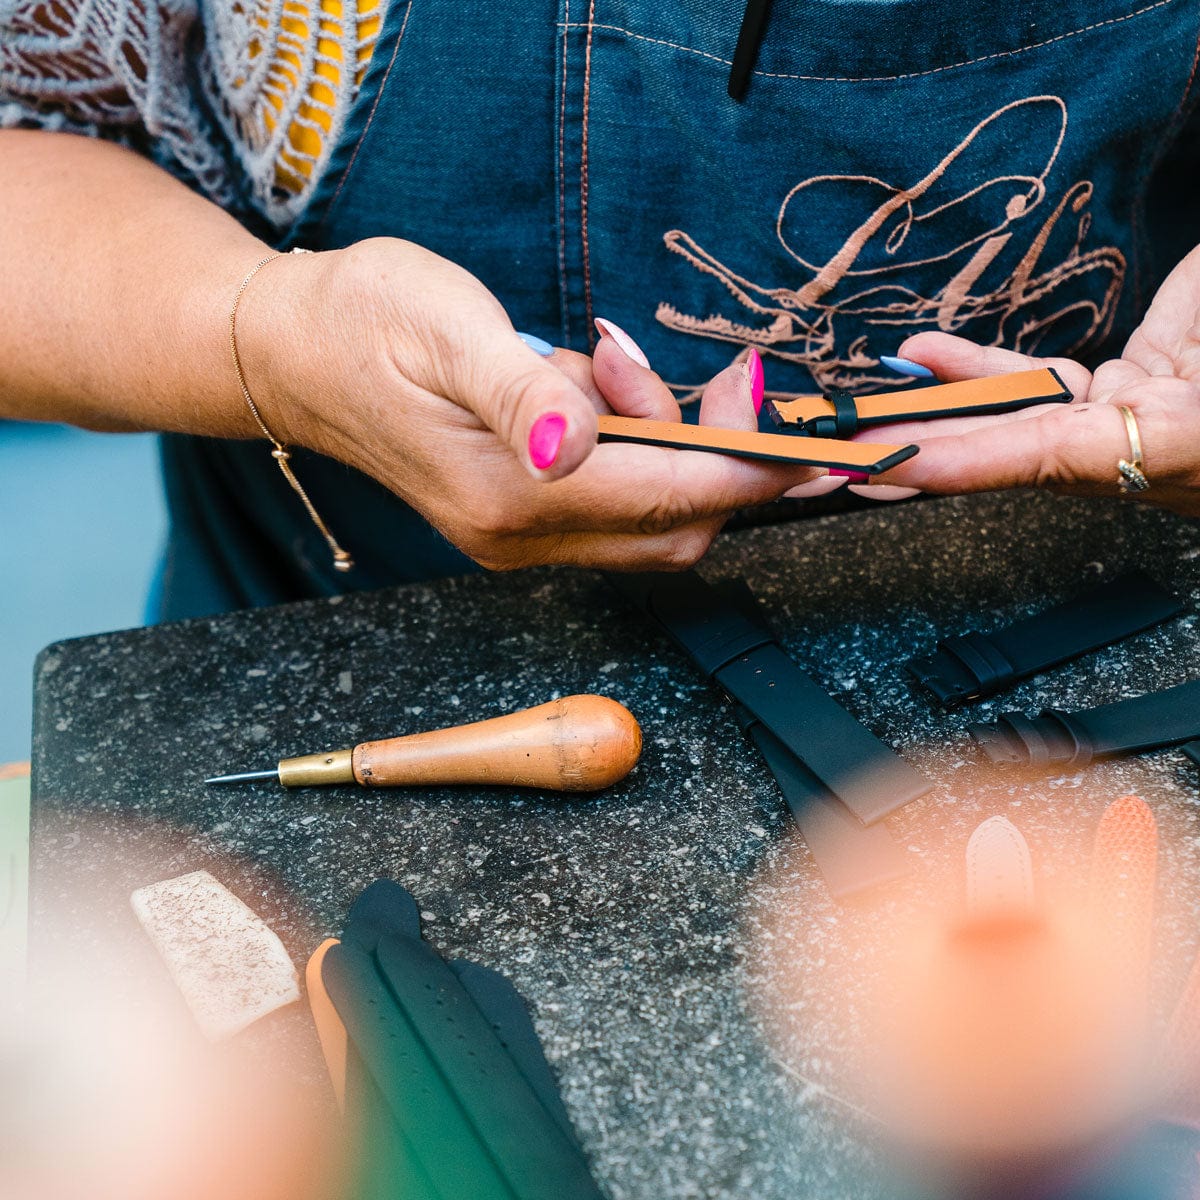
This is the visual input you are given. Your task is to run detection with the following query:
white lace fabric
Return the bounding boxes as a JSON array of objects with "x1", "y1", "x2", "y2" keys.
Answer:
[{"x1": 0, "y1": 0, "x2": 384, "y2": 228}]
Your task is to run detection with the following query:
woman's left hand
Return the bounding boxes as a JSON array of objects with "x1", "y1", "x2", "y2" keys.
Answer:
[{"x1": 869, "y1": 244, "x2": 1200, "y2": 517}]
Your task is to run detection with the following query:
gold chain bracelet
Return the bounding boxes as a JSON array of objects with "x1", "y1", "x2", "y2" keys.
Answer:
[{"x1": 229, "y1": 248, "x2": 354, "y2": 573}]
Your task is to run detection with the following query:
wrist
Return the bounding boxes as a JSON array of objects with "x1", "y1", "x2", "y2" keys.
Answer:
[{"x1": 227, "y1": 247, "x2": 332, "y2": 452}]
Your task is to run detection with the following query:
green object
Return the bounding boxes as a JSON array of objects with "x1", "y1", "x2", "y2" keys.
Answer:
[{"x1": 0, "y1": 772, "x2": 30, "y2": 998}]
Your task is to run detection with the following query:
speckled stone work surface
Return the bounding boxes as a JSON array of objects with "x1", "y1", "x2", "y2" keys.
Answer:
[{"x1": 29, "y1": 491, "x2": 1200, "y2": 1199}]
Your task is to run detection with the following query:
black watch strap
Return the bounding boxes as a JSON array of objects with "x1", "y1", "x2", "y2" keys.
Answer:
[
  {"x1": 611, "y1": 571, "x2": 930, "y2": 824},
  {"x1": 908, "y1": 572, "x2": 1183, "y2": 707},
  {"x1": 969, "y1": 678, "x2": 1200, "y2": 769},
  {"x1": 732, "y1": 704, "x2": 911, "y2": 898},
  {"x1": 324, "y1": 935, "x2": 602, "y2": 1200}
]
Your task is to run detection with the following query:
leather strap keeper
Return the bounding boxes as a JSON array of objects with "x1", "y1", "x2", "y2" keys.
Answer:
[
  {"x1": 969, "y1": 678, "x2": 1200, "y2": 770},
  {"x1": 766, "y1": 367, "x2": 1072, "y2": 435},
  {"x1": 908, "y1": 572, "x2": 1183, "y2": 707},
  {"x1": 610, "y1": 571, "x2": 930, "y2": 824}
]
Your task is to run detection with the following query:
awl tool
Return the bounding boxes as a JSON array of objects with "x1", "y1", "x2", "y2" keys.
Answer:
[{"x1": 205, "y1": 694, "x2": 642, "y2": 792}]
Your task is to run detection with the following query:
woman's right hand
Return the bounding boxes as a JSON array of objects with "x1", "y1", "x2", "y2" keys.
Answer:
[{"x1": 236, "y1": 238, "x2": 815, "y2": 572}]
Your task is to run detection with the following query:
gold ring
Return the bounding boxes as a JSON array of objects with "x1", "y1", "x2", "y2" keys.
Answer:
[{"x1": 1116, "y1": 406, "x2": 1149, "y2": 493}]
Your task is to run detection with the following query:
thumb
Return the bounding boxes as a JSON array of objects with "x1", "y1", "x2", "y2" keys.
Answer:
[{"x1": 447, "y1": 326, "x2": 599, "y2": 480}]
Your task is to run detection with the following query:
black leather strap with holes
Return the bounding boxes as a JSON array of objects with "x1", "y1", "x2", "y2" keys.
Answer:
[
  {"x1": 908, "y1": 572, "x2": 1183, "y2": 707},
  {"x1": 969, "y1": 678, "x2": 1200, "y2": 769},
  {"x1": 610, "y1": 571, "x2": 930, "y2": 824},
  {"x1": 324, "y1": 935, "x2": 602, "y2": 1200}
]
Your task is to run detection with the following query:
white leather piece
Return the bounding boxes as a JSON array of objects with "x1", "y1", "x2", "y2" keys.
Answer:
[{"x1": 965, "y1": 815, "x2": 1036, "y2": 919}]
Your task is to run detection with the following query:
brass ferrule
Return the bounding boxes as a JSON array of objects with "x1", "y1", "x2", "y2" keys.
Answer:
[{"x1": 277, "y1": 748, "x2": 355, "y2": 788}]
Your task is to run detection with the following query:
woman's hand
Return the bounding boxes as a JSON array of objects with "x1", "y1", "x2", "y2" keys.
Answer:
[
  {"x1": 871, "y1": 245, "x2": 1200, "y2": 517},
  {"x1": 238, "y1": 238, "x2": 815, "y2": 571}
]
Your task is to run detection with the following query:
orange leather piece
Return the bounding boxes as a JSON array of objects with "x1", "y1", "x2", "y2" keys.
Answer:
[
  {"x1": 769, "y1": 367, "x2": 1071, "y2": 430},
  {"x1": 306, "y1": 938, "x2": 349, "y2": 1111},
  {"x1": 1089, "y1": 796, "x2": 1157, "y2": 1044},
  {"x1": 595, "y1": 415, "x2": 917, "y2": 472}
]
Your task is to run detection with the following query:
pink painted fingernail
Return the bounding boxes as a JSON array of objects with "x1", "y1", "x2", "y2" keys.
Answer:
[
  {"x1": 828, "y1": 469, "x2": 871, "y2": 483},
  {"x1": 528, "y1": 412, "x2": 567, "y2": 470},
  {"x1": 595, "y1": 317, "x2": 651, "y2": 368},
  {"x1": 746, "y1": 347, "x2": 764, "y2": 414}
]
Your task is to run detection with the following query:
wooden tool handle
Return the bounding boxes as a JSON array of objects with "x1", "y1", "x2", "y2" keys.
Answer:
[{"x1": 351, "y1": 695, "x2": 642, "y2": 792}]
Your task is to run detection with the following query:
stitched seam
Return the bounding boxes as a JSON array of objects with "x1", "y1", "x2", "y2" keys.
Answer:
[
  {"x1": 560, "y1": 2, "x2": 1178, "y2": 83},
  {"x1": 320, "y1": 0, "x2": 412, "y2": 228},
  {"x1": 580, "y1": 0, "x2": 596, "y2": 345},
  {"x1": 1129, "y1": 6, "x2": 1200, "y2": 311},
  {"x1": 557, "y1": 0, "x2": 571, "y2": 343}
]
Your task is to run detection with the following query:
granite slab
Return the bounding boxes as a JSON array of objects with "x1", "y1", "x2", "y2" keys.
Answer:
[{"x1": 29, "y1": 490, "x2": 1200, "y2": 1199}]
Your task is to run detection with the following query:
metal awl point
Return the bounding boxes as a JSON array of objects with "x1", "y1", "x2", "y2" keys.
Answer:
[{"x1": 205, "y1": 768, "x2": 280, "y2": 785}]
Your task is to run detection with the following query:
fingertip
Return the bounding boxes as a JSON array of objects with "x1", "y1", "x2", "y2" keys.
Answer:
[
  {"x1": 700, "y1": 357, "x2": 759, "y2": 432},
  {"x1": 747, "y1": 348, "x2": 765, "y2": 414},
  {"x1": 525, "y1": 401, "x2": 598, "y2": 479},
  {"x1": 517, "y1": 331, "x2": 556, "y2": 357},
  {"x1": 595, "y1": 317, "x2": 651, "y2": 369},
  {"x1": 847, "y1": 484, "x2": 923, "y2": 502},
  {"x1": 880, "y1": 355, "x2": 936, "y2": 379},
  {"x1": 784, "y1": 475, "x2": 850, "y2": 499}
]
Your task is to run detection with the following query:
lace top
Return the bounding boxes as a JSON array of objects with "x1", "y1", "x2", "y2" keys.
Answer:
[{"x1": 0, "y1": 0, "x2": 385, "y2": 228}]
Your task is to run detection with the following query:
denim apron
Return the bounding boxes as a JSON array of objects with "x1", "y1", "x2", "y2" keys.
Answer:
[{"x1": 159, "y1": 0, "x2": 1200, "y2": 619}]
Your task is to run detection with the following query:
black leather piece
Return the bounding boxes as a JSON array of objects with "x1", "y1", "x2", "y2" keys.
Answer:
[
  {"x1": 448, "y1": 959, "x2": 579, "y2": 1146},
  {"x1": 341, "y1": 1050, "x2": 441, "y2": 1200},
  {"x1": 339, "y1": 881, "x2": 581, "y2": 1150},
  {"x1": 323, "y1": 941, "x2": 515, "y2": 1198},
  {"x1": 330, "y1": 881, "x2": 596, "y2": 1196},
  {"x1": 374, "y1": 936, "x2": 600, "y2": 1198},
  {"x1": 342, "y1": 877, "x2": 421, "y2": 949},
  {"x1": 325, "y1": 936, "x2": 603, "y2": 1200},
  {"x1": 733, "y1": 705, "x2": 911, "y2": 898},
  {"x1": 1182, "y1": 739, "x2": 1200, "y2": 767},
  {"x1": 969, "y1": 678, "x2": 1200, "y2": 769},
  {"x1": 611, "y1": 571, "x2": 930, "y2": 824},
  {"x1": 909, "y1": 572, "x2": 1184, "y2": 707}
]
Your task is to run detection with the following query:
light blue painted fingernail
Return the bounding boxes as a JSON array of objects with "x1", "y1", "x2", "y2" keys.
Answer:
[
  {"x1": 518, "y1": 331, "x2": 555, "y2": 357},
  {"x1": 880, "y1": 355, "x2": 936, "y2": 378}
]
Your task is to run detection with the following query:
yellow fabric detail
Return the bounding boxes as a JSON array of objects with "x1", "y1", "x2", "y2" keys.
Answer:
[{"x1": 258, "y1": 0, "x2": 377, "y2": 194}]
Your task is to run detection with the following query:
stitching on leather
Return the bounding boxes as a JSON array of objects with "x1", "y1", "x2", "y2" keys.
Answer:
[
  {"x1": 321, "y1": 0, "x2": 413, "y2": 227},
  {"x1": 560, "y1": 1, "x2": 1177, "y2": 83},
  {"x1": 580, "y1": 0, "x2": 597, "y2": 346},
  {"x1": 967, "y1": 816, "x2": 1034, "y2": 915},
  {"x1": 557, "y1": 0, "x2": 571, "y2": 342},
  {"x1": 1129, "y1": 7, "x2": 1200, "y2": 311}
]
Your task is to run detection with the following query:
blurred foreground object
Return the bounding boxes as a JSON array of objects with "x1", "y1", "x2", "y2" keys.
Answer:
[
  {"x1": 3, "y1": 813, "x2": 342, "y2": 1200},
  {"x1": 868, "y1": 799, "x2": 1200, "y2": 1197}
]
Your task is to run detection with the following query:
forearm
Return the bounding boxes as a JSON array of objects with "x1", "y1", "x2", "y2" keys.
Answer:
[{"x1": 0, "y1": 130, "x2": 274, "y2": 437}]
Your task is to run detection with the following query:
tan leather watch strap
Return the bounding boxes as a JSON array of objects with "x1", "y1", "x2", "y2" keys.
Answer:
[
  {"x1": 595, "y1": 414, "x2": 917, "y2": 472},
  {"x1": 766, "y1": 367, "x2": 1071, "y2": 436}
]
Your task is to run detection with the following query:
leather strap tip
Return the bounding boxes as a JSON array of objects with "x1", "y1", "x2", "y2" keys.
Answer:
[
  {"x1": 762, "y1": 397, "x2": 795, "y2": 430},
  {"x1": 967, "y1": 722, "x2": 1025, "y2": 764},
  {"x1": 906, "y1": 659, "x2": 974, "y2": 707}
]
